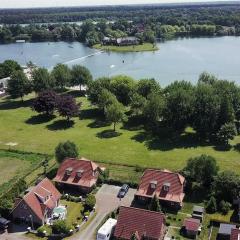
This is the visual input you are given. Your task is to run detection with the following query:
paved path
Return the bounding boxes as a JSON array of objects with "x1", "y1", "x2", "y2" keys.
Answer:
[{"x1": 70, "y1": 184, "x2": 136, "y2": 240}]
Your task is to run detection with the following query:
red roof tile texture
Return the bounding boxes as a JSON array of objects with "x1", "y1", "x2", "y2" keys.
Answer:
[
  {"x1": 135, "y1": 169, "x2": 185, "y2": 204},
  {"x1": 13, "y1": 178, "x2": 61, "y2": 221},
  {"x1": 183, "y1": 218, "x2": 200, "y2": 232},
  {"x1": 231, "y1": 228, "x2": 240, "y2": 240},
  {"x1": 53, "y1": 158, "x2": 99, "y2": 188},
  {"x1": 114, "y1": 206, "x2": 166, "y2": 240}
]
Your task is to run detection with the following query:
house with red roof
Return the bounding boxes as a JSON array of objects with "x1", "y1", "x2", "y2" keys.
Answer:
[
  {"x1": 135, "y1": 169, "x2": 185, "y2": 209},
  {"x1": 231, "y1": 228, "x2": 240, "y2": 240},
  {"x1": 11, "y1": 178, "x2": 61, "y2": 226},
  {"x1": 182, "y1": 218, "x2": 201, "y2": 238},
  {"x1": 53, "y1": 158, "x2": 100, "y2": 193},
  {"x1": 113, "y1": 206, "x2": 166, "y2": 240}
]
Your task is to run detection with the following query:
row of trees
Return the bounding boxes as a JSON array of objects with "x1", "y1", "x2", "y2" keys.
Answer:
[
  {"x1": 88, "y1": 73, "x2": 240, "y2": 144},
  {"x1": 5, "y1": 61, "x2": 92, "y2": 100}
]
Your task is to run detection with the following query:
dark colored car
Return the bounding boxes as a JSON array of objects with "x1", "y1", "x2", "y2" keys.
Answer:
[{"x1": 118, "y1": 184, "x2": 129, "y2": 198}]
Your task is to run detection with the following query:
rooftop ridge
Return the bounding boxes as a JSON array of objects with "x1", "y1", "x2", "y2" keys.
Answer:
[{"x1": 120, "y1": 206, "x2": 165, "y2": 216}]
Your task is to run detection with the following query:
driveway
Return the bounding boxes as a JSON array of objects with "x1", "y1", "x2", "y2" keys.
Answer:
[
  {"x1": 0, "y1": 224, "x2": 29, "y2": 240},
  {"x1": 70, "y1": 184, "x2": 136, "y2": 240}
]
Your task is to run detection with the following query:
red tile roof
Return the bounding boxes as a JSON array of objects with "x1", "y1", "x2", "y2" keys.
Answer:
[
  {"x1": 135, "y1": 169, "x2": 185, "y2": 204},
  {"x1": 53, "y1": 158, "x2": 99, "y2": 188},
  {"x1": 183, "y1": 218, "x2": 200, "y2": 232},
  {"x1": 12, "y1": 178, "x2": 61, "y2": 221},
  {"x1": 231, "y1": 228, "x2": 240, "y2": 240},
  {"x1": 114, "y1": 206, "x2": 166, "y2": 240}
]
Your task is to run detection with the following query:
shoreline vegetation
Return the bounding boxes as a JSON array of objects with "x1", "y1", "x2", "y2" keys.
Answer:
[{"x1": 92, "y1": 43, "x2": 159, "y2": 52}]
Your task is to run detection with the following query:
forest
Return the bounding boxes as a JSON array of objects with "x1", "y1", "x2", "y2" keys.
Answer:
[{"x1": 0, "y1": 3, "x2": 240, "y2": 45}]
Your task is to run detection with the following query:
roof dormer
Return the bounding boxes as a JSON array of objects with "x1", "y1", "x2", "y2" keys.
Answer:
[
  {"x1": 76, "y1": 169, "x2": 84, "y2": 178},
  {"x1": 150, "y1": 180, "x2": 157, "y2": 189},
  {"x1": 65, "y1": 167, "x2": 73, "y2": 176},
  {"x1": 163, "y1": 182, "x2": 171, "y2": 192}
]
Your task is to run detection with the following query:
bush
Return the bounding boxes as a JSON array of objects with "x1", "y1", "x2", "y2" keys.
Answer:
[
  {"x1": 85, "y1": 194, "x2": 96, "y2": 211},
  {"x1": 98, "y1": 169, "x2": 110, "y2": 185},
  {"x1": 52, "y1": 220, "x2": 71, "y2": 235},
  {"x1": 55, "y1": 141, "x2": 78, "y2": 163},
  {"x1": 37, "y1": 225, "x2": 51, "y2": 237},
  {"x1": 206, "y1": 196, "x2": 217, "y2": 213},
  {"x1": 166, "y1": 221, "x2": 171, "y2": 226},
  {"x1": 219, "y1": 200, "x2": 231, "y2": 215}
]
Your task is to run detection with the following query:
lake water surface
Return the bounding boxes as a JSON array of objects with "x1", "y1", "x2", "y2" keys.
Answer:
[{"x1": 0, "y1": 36, "x2": 239, "y2": 86}]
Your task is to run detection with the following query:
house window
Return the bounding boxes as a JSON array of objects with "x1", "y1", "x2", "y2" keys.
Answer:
[
  {"x1": 163, "y1": 182, "x2": 171, "y2": 192},
  {"x1": 65, "y1": 167, "x2": 73, "y2": 176},
  {"x1": 150, "y1": 180, "x2": 157, "y2": 189},
  {"x1": 77, "y1": 169, "x2": 84, "y2": 177}
]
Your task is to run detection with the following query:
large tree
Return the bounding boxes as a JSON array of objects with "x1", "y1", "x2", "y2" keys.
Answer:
[
  {"x1": 184, "y1": 154, "x2": 219, "y2": 186},
  {"x1": 55, "y1": 141, "x2": 79, "y2": 163},
  {"x1": 32, "y1": 67, "x2": 54, "y2": 92},
  {"x1": 98, "y1": 89, "x2": 118, "y2": 113},
  {"x1": 164, "y1": 82, "x2": 195, "y2": 132},
  {"x1": 212, "y1": 171, "x2": 240, "y2": 203},
  {"x1": 106, "y1": 101, "x2": 126, "y2": 131},
  {"x1": 0, "y1": 60, "x2": 21, "y2": 78},
  {"x1": 32, "y1": 90, "x2": 58, "y2": 116},
  {"x1": 51, "y1": 64, "x2": 71, "y2": 89},
  {"x1": 136, "y1": 78, "x2": 161, "y2": 98},
  {"x1": 193, "y1": 84, "x2": 220, "y2": 138},
  {"x1": 110, "y1": 75, "x2": 136, "y2": 105},
  {"x1": 7, "y1": 70, "x2": 31, "y2": 101},
  {"x1": 143, "y1": 93, "x2": 165, "y2": 127},
  {"x1": 57, "y1": 95, "x2": 80, "y2": 121},
  {"x1": 216, "y1": 122, "x2": 237, "y2": 145},
  {"x1": 71, "y1": 65, "x2": 92, "y2": 90}
]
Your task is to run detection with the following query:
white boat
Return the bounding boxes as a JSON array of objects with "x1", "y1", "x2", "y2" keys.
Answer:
[{"x1": 16, "y1": 40, "x2": 26, "y2": 43}]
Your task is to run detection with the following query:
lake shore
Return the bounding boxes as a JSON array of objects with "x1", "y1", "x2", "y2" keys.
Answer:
[{"x1": 92, "y1": 43, "x2": 159, "y2": 52}]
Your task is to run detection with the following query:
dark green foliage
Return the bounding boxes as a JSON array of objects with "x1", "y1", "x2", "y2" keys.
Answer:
[
  {"x1": 52, "y1": 220, "x2": 71, "y2": 234},
  {"x1": 110, "y1": 75, "x2": 136, "y2": 105},
  {"x1": 211, "y1": 171, "x2": 240, "y2": 203},
  {"x1": 98, "y1": 89, "x2": 118, "y2": 113},
  {"x1": 193, "y1": 84, "x2": 220, "y2": 138},
  {"x1": 71, "y1": 65, "x2": 93, "y2": 90},
  {"x1": 55, "y1": 141, "x2": 79, "y2": 163},
  {"x1": 0, "y1": 60, "x2": 21, "y2": 78},
  {"x1": 216, "y1": 122, "x2": 237, "y2": 145},
  {"x1": 219, "y1": 200, "x2": 231, "y2": 215},
  {"x1": 7, "y1": 70, "x2": 31, "y2": 100},
  {"x1": 136, "y1": 78, "x2": 161, "y2": 98},
  {"x1": 143, "y1": 93, "x2": 165, "y2": 126},
  {"x1": 164, "y1": 81, "x2": 195, "y2": 131},
  {"x1": 85, "y1": 194, "x2": 96, "y2": 210},
  {"x1": 32, "y1": 90, "x2": 58, "y2": 116},
  {"x1": 184, "y1": 155, "x2": 219, "y2": 186},
  {"x1": 51, "y1": 64, "x2": 71, "y2": 89},
  {"x1": 206, "y1": 196, "x2": 217, "y2": 213},
  {"x1": 32, "y1": 67, "x2": 54, "y2": 92},
  {"x1": 149, "y1": 194, "x2": 161, "y2": 212},
  {"x1": 105, "y1": 101, "x2": 126, "y2": 131},
  {"x1": 130, "y1": 93, "x2": 147, "y2": 116}
]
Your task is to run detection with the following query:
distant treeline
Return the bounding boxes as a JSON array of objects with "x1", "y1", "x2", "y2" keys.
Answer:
[{"x1": 1, "y1": 3, "x2": 240, "y2": 26}]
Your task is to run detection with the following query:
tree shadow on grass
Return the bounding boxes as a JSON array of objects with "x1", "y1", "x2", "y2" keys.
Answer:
[
  {"x1": 79, "y1": 108, "x2": 102, "y2": 120},
  {"x1": 131, "y1": 130, "x2": 209, "y2": 151},
  {"x1": 96, "y1": 129, "x2": 122, "y2": 139},
  {"x1": 213, "y1": 144, "x2": 232, "y2": 152},
  {"x1": 87, "y1": 120, "x2": 111, "y2": 128},
  {"x1": 0, "y1": 98, "x2": 33, "y2": 110},
  {"x1": 25, "y1": 114, "x2": 56, "y2": 125},
  {"x1": 46, "y1": 119, "x2": 74, "y2": 131},
  {"x1": 233, "y1": 143, "x2": 240, "y2": 152},
  {"x1": 121, "y1": 115, "x2": 145, "y2": 131}
]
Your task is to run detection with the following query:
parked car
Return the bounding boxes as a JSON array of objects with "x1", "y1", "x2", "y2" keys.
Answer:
[
  {"x1": 118, "y1": 184, "x2": 129, "y2": 198},
  {"x1": 0, "y1": 217, "x2": 10, "y2": 232}
]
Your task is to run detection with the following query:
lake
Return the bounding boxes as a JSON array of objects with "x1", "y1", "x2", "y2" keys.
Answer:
[{"x1": 0, "y1": 36, "x2": 240, "y2": 86}]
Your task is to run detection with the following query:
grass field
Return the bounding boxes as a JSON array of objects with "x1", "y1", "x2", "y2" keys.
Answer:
[
  {"x1": 93, "y1": 43, "x2": 158, "y2": 52},
  {"x1": 1, "y1": 93, "x2": 240, "y2": 175},
  {"x1": 0, "y1": 149, "x2": 45, "y2": 187}
]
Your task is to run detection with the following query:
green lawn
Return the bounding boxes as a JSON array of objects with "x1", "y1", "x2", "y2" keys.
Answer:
[
  {"x1": 60, "y1": 200, "x2": 84, "y2": 226},
  {"x1": 0, "y1": 149, "x2": 45, "y2": 188},
  {"x1": 1, "y1": 93, "x2": 240, "y2": 175},
  {"x1": 93, "y1": 43, "x2": 158, "y2": 52}
]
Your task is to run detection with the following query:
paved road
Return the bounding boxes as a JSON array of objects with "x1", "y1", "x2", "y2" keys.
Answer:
[{"x1": 70, "y1": 184, "x2": 136, "y2": 240}]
